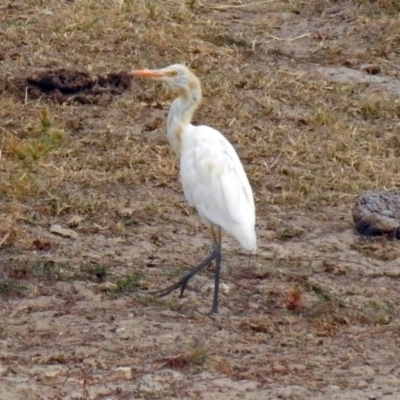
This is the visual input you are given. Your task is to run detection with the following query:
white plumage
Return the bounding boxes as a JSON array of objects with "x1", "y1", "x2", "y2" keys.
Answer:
[
  {"x1": 129, "y1": 64, "x2": 256, "y2": 314},
  {"x1": 180, "y1": 124, "x2": 256, "y2": 252}
]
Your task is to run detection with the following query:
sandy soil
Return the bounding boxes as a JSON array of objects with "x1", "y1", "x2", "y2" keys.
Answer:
[{"x1": 1, "y1": 1, "x2": 400, "y2": 399}]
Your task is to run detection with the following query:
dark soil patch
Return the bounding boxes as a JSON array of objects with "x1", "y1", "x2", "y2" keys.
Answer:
[{"x1": 4, "y1": 69, "x2": 132, "y2": 105}]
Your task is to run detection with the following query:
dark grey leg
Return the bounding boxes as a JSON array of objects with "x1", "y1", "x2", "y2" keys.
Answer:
[
  {"x1": 210, "y1": 244, "x2": 222, "y2": 315},
  {"x1": 154, "y1": 247, "x2": 219, "y2": 298},
  {"x1": 153, "y1": 225, "x2": 223, "y2": 315}
]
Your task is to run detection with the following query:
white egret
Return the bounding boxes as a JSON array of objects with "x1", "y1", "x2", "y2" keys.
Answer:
[{"x1": 129, "y1": 64, "x2": 256, "y2": 315}]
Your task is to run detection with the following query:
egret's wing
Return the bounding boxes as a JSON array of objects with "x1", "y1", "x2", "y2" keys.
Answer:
[{"x1": 180, "y1": 125, "x2": 256, "y2": 251}]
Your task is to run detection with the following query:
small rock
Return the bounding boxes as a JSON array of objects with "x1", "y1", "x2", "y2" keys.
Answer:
[
  {"x1": 202, "y1": 282, "x2": 230, "y2": 294},
  {"x1": 83, "y1": 358, "x2": 97, "y2": 367},
  {"x1": 68, "y1": 391, "x2": 85, "y2": 400},
  {"x1": 333, "y1": 264, "x2": 347, "y2": 275},
  {"x1": 45, "y1": 368, "x2": 61, "y2": 378},
  {"x1": 0, "y1": 365, "x2": 7, "y2": 376},
  {"x1": 41, "y1": 9, "x2": 54, "y2": 16},
  {"x1": 99, "y1": 282, "x2": 117, "y2": 291},
  {"x1": 115, "y1": 327, "x2": 131, "y2": 339},
  {"x1": 306, "y1": 333, "x2": 314, "y2": 340},
  {"x1": 272, "y1": 362, "x2": 287, "y2": 373},
  {"x1": 117, "y1": 207, "x2": 135, "y2": 217},
  {"x1": 220, "y1": 282, "x2": 230, "y2": 294},
  {"x1": 352, "y1": 191, "x2": 400, "y2": 238},
  {"x1": 357, "y1": 379, "x2": 368, "y2": 389},
  {"x1": 323, "y1": 260, "x2": 346, "y2": 275},
  {"x1": 67, "y1": 216, "x2": 83, "y2": 228},
  {"x1": 50, "y1": 224, "x2": 78, "y2": 239},
  {"x1": 382, "y1": 387, "x2": 393, "y2": 395},
  {"x1": 113, "y1": 367, "x2": 132, "y2": 380}
]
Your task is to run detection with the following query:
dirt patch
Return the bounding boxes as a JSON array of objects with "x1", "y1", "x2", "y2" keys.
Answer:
[
  {"x1": 5, "y1": 69, "x2": 132, "y2": 105},
  {"x1": 316, "y1": 66, "x2": 400, "y2": 96}
]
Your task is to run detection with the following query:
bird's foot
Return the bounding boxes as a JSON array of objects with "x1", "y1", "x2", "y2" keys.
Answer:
[
  {"x1": 150, "y1": 248, "x2": 219, "y2": 301},
  {"x1": 150, "y1": 275, "x2": 191, "y2": 298}
]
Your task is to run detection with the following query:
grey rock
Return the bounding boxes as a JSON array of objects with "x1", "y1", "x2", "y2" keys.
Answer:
[{"x1": 352, "y1": 191, "x2": 400, "y2": 238}]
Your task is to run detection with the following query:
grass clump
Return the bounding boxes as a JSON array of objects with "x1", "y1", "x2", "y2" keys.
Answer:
[
  {"x1": 358, "y1": 96, "x2": 400, "y2": 121},
  {"x1": 29, "y1": 261, "x2": 69, "y2": 281},
  {"x1": 80, "y1": 263, "x2": 107, "y2": 281},
  {"x1": 161, "y1": 338, "x2": 208, "y2": 370},
  {"x1": 3, "y1": 110, "x2": 65, "y2": 169},
  {"x1": 112, "y1": 274, "x2": 145, "y2": 295},
  {"x1": 0, "y1": 109, "x2": 67, "y2": 242},
  {"x1": 0, "y1": 280, "x2": 26, "y2": 298}
]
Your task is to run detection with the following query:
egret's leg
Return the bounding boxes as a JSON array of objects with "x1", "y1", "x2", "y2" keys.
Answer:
[
  {"x1": 153, "y1": 247, "x2": 220, "y2": 298},
  {"x1": 210, "y1": 226, "x2": 222, "y2": 315},
  {"x1": 153, "y1": 225, "x2": 223, "y2": 315}
]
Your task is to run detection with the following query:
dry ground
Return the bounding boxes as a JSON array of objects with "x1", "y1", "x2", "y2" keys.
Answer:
[{"x1": 1, "y1": 0, "x2": 400, "y2": 399}]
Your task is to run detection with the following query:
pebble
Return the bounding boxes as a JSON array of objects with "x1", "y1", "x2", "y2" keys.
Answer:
[{"x1": 113, "y1": 367, "x2": 133, "y2": 380}]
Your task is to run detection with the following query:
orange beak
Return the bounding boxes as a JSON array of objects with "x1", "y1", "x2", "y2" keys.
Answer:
[{"x1": 128, "y1": 69, "x2": 167, "y2": 79}]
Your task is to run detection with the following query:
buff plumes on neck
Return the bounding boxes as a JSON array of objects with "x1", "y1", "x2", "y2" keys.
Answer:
[{"x1": 129, "y1": 65, "x2": 202, "y2": 153}]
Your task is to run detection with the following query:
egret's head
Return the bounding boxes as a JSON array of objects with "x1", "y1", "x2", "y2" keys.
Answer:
[{"x1": 129, "y1": 64, "x2": 200, "y2": 95}]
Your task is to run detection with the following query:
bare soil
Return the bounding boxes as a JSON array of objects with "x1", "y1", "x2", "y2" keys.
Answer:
[
  {"x1": 7, "y1": 69, "x2": 132, "y2": 104},
  {"x1": 1, "y1": 1, "x2": 400, "y2": 399}
]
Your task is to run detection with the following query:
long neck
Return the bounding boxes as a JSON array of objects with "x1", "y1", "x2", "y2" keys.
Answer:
[{"x1": 167, "y1": 80, "x2": 202, "y2": 155}]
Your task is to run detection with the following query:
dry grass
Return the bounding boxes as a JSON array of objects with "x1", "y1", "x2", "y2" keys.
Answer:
[{"x1": 358, "y1": 0, "x2": 400, "y2": 14}]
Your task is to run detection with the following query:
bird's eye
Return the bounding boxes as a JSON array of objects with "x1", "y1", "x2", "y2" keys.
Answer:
[{"x1": 170, "y1": 71, "x2": 178, "y2": 77}]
